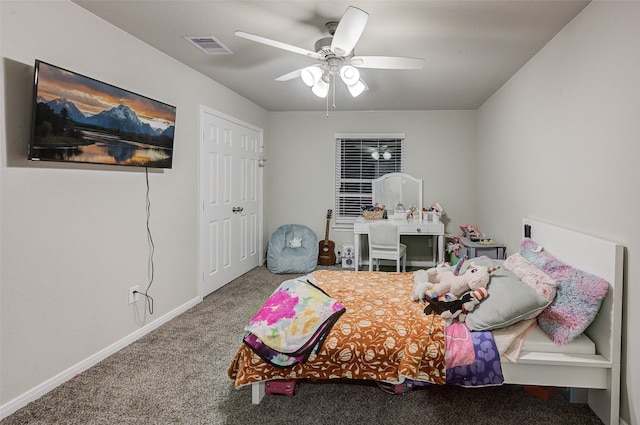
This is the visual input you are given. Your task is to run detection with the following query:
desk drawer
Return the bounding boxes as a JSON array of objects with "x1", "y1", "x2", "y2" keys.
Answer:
[{"x1": 399, "y1": 223, "x2": 444, "y2": 234}]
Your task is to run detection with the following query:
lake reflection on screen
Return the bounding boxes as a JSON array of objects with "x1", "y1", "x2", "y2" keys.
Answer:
[{"x1": 32, "y1": 133, "x2": 172, "y2": 168}]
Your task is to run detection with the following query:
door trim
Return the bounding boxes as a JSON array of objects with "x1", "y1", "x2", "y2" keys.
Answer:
[{"x1": 198, "y1": 105, "x2": 264, "y2": 298}]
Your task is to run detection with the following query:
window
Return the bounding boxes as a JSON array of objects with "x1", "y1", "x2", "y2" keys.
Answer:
[{"x1": 335, "y1": 133, "x2": 405, "y2": 226}]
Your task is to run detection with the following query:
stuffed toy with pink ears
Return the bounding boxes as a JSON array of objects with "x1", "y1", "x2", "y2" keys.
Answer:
[{"x1": 412, "y1": 261, "x2": 499, "y2": 301}]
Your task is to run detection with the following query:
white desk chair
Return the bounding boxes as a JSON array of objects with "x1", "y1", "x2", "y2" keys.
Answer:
[{"x1": 368, "y1": 221, "x2": 407, "y2": 272}]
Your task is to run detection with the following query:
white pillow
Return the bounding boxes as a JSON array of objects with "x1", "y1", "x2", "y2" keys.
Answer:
[{"x1": 503, "y1": 253, "x2": 557, "y2": 302}]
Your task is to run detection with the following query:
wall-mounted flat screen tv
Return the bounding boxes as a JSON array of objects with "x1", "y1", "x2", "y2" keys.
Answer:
[{"x1": 29, "y1": 60, "x2": 176, "y2": 168}]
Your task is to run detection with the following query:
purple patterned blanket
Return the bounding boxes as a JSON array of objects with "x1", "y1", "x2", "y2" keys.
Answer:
[{"x1": 407, "y1": 322, "x2": 504, "y2": 388}]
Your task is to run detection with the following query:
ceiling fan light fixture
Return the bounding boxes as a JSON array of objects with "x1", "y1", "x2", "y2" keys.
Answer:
[
  {"x1": 347, "y1": 79, "x2": 367, "y2": 97},
  {"x1": 237, "y1": 6, "x2": 422, "y2": 106},
  {"x1": 301, "y1": 66, "x2": 322, "y2": 87},
  {"x1": 339, "y1": 65, "x2": 360, "y2": 86},
  {"x1": 312, "y1": 79, "x2": 330, "y2": 98}
]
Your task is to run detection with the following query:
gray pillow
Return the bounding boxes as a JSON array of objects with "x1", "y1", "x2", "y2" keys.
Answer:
[{"x1": 460, "y1": 257, "x2": 551, "y2": 331}]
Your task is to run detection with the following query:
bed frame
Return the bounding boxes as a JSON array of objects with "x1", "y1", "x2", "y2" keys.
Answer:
[
  {"x1": 500, "y1": 218, "x2": 623, "y2": 425},
  {"x1": 250, "y1": 218, "x2": 624, "y2": 425}
]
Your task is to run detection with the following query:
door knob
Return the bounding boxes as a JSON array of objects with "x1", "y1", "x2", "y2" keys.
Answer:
[{"x1": 232, "y1": 206, "x2": 244, "y2": 213}]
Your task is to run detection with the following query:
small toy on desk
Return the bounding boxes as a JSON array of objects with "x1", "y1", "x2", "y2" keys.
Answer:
[
  {"x1": 459, "y1": 225, "x2": 496, "y2": 243},
  {"x1": 422, "y1": 203, "x2": 445, "y2": 221},
  {"x1": 405, "y1": 205, "x2": 419, "y2": 219},
  {"x1": 460, "y1": 224, "x2": 481, "y2": 239},
  {"x1": 392, "y1": 203, "x2": 407, "y2": 220},
  {"x1": 430, "y1": 202, "x2": 445, "y2": 216}
]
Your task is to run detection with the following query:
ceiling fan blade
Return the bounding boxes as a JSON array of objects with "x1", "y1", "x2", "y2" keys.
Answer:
[
  {"x1": 235, "y1": 31, "x2": 323, "y2": 59},
  {"x1": 351, "y1": 56, "x2": 425, "y2": 70},
  {"x1": 331, "y1": 6, "x2": 369, "y2": 57},
  {"x1": 275, "y1": 69, "x2": 302, "y2": 82}
]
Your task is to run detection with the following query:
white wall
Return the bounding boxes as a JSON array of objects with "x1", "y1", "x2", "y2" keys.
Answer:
[
  {"x1": 0, "y1": 0, "x2": 268, "y2": 413},
  {"x1": 476, "y1": 1, "x2": 639, "y2": 423},
  {"x1": 266, "y1": 110, "x2": 477, "y2": 255}
]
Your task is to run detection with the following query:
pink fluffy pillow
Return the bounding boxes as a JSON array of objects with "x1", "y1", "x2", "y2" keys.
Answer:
[{"x1": 519, "y1": 239, "x2": 609, "y2": 345}]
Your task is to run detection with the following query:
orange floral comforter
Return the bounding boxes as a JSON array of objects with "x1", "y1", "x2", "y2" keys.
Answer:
[{"x1": 228, "y1": 270, "x2": 447, "y2": 387}]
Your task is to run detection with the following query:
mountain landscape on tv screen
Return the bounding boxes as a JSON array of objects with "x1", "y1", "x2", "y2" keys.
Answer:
[
  {"x1": 32, "y1": 96, "x2": 175, "y2": 168},
  {"x1": 38, "y1": 96, "x2": 175, "y2": 141}
]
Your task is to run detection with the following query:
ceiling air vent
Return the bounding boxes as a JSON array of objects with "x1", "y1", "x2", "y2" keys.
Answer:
[{"x1": 183, "y1": 35, "x2": 232, "y2": 55}]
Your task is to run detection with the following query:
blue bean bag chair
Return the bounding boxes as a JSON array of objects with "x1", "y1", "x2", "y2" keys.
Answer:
[{"x1": 267, "y1": 224, "x2": 319, "y2": 274}]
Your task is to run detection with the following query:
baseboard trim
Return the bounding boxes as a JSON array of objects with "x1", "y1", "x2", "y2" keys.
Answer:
[{"x1": 0, "y1": 296, "x2": 202, "y2": 420}]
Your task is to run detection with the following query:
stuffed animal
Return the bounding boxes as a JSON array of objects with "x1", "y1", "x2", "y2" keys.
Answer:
[
  {"x1": 423, "y1": 287, "x2": 489, "y2": 323},
  {"x1": 412, "y1": 258, "x2": 465, "y2": 301},
  {"x1": 411, "y1": 265, "x2": 442, "y2": 301},
  {"x1": 412, "y1": 261, "x2": 499, "y2": 301}
]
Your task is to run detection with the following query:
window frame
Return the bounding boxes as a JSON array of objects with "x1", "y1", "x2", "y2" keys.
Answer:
[{"x1": 334, "y1": 133, "x2": 405, "y2": 229}]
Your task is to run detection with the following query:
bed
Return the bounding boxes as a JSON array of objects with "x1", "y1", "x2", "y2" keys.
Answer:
[{"x1": 228, "y1": 218, "x2": 623, "y2": 425}]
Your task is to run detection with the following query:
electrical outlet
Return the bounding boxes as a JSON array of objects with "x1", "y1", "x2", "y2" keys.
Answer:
[{"x1": 129, "y1": 285, "x2": 140, "y2": 304}]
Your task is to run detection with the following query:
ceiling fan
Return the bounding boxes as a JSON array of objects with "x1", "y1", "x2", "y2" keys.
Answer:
[{"x1": 235, "y1": 6, "x2": 424, "y2": 100}]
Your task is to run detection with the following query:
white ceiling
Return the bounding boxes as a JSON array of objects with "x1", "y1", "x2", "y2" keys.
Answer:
[{"x1": 72, "y1": 0, "x2": 590, "y2": 112}]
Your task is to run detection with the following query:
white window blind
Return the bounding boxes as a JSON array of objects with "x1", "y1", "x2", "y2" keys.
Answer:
[{"x1": 335, "y1": 134, "x2": 405, "y2": 226}]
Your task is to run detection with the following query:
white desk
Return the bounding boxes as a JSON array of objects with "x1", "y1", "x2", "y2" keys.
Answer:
[{"x1": 353, "y1": 218, "x2": 445, "y2": 271}]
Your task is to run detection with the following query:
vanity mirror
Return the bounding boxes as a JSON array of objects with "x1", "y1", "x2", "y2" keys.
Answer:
[{"x1": 372, "y1": 173, "x2": 423, "y2": 216}]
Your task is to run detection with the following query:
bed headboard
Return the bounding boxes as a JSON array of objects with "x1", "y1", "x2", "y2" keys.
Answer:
[{"x1": 521, "y1": 218, "x2": 624, "y2": 365}]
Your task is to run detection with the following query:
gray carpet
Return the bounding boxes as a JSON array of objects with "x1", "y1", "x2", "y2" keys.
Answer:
[{"x1": 2, "y1": 266, "x2": 603, "y2": 424}]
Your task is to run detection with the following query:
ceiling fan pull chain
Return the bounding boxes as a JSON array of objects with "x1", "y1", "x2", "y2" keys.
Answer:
[
  {"x1": 326, "y1": 89, "x2": 329, "y2": 118},
  {"x1": 332, "y1": 73, "x2": 336, "y2": 109}
]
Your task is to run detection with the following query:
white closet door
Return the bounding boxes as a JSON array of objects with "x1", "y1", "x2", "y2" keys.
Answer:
[{"x1": 201, "y1": 108, "x2": 261, "y2": 296}]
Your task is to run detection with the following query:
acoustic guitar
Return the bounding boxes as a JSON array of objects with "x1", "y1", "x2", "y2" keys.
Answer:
[{"x1": 318, "y1": 209, "x2": 337, "y2": 266}]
